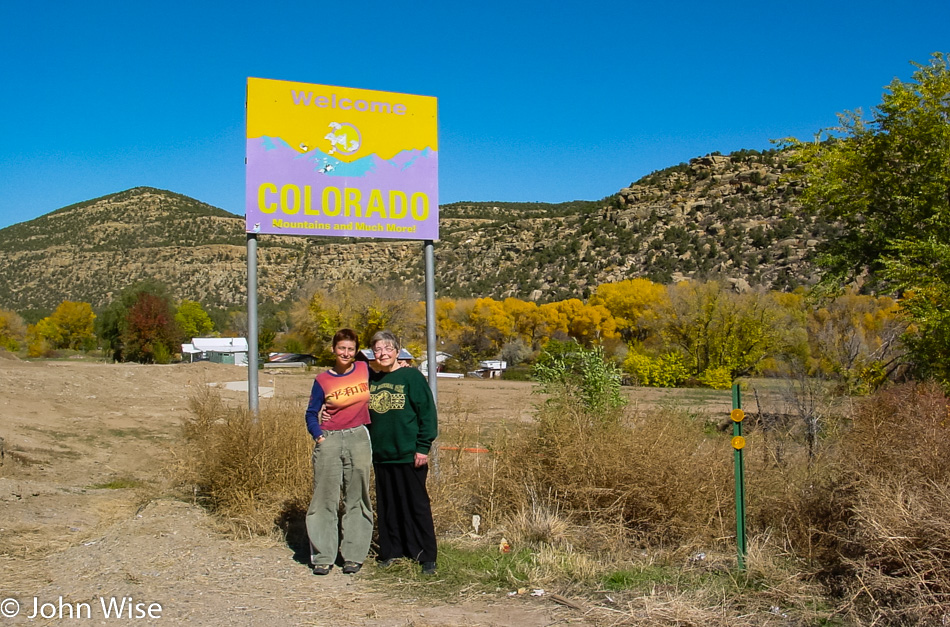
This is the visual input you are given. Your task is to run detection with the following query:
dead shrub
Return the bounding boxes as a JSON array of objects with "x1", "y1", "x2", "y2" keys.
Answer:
[
  {"x1": 745, "y1": 443, "x2": 848, "y2": 565},
  {"x1": 838, "y1": 476, "x2": 950, "y2": 625},
  {"x1": 177, "y1": 387, "x2": 312, "y2": 535},
  {"x1": 432, "y1": 393, "x2": 735, "y2": 550},
  {"x1": 504, "y1": 499, "x2": 573, "y2": 547},
  {"x1": 830, "y1": 382, "x2": 950, "y2": 625},
  {"x1": 846, "y1": 381, "x2": 950, "y2": 482},
  {"x1": 428, "y1": 399, "x2": 510, "y2": 534}
]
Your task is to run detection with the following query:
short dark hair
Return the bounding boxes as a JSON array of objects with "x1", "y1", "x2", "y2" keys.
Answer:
[{"x1": 332, "y1": 328, "x2": 359, "y2": 349}]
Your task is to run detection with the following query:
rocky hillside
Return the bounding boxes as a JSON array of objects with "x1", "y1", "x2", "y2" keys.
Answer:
[
  {"x1": 438, "y1": 148, "x2": 826, "y2": 300},
  {"x1": 0, "y1": 148, "x2": 827, "y2": 313}
]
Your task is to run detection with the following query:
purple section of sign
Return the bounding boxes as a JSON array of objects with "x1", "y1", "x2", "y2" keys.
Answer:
[{"x1": 245, "y1": 137, "x2": 439, "y2": 241}]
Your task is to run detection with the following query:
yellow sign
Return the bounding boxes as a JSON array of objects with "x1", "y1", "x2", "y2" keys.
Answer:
[
  {"x1": 731, "y1": 436, "x2": 746, "y2": 450},
  {"x1": 730, "y1": 408, "x2": 745, "y2": 422},
  {"x1": 245, "y1": 77, "x2": 438, "y2": 240}
]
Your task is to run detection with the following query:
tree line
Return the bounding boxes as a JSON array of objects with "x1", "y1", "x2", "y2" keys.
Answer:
[{"x1": 0, "y1": 276, "x2": 908, "y2": 392}]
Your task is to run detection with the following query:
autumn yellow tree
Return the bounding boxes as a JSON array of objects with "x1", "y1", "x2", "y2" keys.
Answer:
[
  {"x1": 31, "y1": 301, "x2": 97, "y2": 351},
  {"x1": 537, "y1": 302, "x2": 570, "y2": 343},
  {"x1": 290, "y1": 282, "x2": 421, "y2": 357},
  {"x1": 432, "y1": 297, "x2": 469, "y2": 349},
  {"x1": 590, "y1": 278, "x2": 668, "y2": 343},
  {"x1": 175, "y1": 300, "x2": 215, "y2": 339},
  {"x1": 808, "y1": 289, "x2": 907, "y2": 390},
  {"x1": 662, "y1": 281, "x2": 796, "y2": 383},
  {"x1": 547, "y1": 299, "x2": 618, "y2": 346},
  {"x1": 468, "y1": 297, "x2": 514, "y2": 355},
  {"x1": 501, "y1": 298, "x2": 543, "y2": 347},
  {"x1": 0, "y1": 308, "x2": 27, "y2": 352}
]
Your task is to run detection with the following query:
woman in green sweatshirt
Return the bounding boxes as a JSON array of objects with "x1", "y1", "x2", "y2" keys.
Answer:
[{"x1": 367, "y1": 330, "x2": 438, "y2": 575}]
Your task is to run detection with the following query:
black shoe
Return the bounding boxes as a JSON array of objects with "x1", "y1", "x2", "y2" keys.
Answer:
[
  {"x1": 377, "y1": 558, "x2": 396, "y2": 569},
  {"x1": 421, "y1": 561, "x2": 437, "y2": 575},
  {"x1": 342, "y1": 561, "x2": 362, "y2": 574},
  {"x1": 312, "y1": 564, "x2": 331, "y2": 575}
]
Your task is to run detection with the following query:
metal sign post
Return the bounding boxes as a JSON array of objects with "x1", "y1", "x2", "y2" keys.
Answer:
[
  {"x1": 247, "y1": 233, "x2": 259, "y2": 415},
  {"x1": 424, "y1": 239, "x2": 438, "y2": 402}
]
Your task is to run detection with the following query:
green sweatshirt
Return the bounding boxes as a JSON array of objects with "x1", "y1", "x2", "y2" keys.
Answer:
[{"x1": 367, "y1": 367, "x2": 438, "y2": 464}]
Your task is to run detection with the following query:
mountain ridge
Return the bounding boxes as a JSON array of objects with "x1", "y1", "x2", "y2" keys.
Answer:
[{"x1": 0, "y1": 148, "x2": 823, "y2": 314}]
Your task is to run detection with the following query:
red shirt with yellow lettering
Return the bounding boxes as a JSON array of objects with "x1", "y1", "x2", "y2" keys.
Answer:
[{"x1": 304, "y1": 361, "x2": 371, "y2": 438}]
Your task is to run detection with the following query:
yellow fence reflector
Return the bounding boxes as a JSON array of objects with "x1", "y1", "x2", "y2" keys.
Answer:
[
  {"x1": 730, "y1": 408, "x2": 745, "y2": 422},
  {"x1": 732, "y1": 436, "x2": 746, "y2": 450}
]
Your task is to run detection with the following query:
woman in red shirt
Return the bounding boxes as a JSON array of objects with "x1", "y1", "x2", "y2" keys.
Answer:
[{"x1": 304, "y1": 328, "x2": 373, "y2": 575}]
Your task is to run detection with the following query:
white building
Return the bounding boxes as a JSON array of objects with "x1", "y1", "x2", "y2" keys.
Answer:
[
  {"x1": 470, "y1": 360, "x2": 508, "y2": 379},
  {"x1": 181, "y1": 337, "x2": 249, "y2": 366}
]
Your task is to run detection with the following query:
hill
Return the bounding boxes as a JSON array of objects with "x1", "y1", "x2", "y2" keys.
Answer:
[{"x1": 0, "y1": 148, "x2": 826, "y2": 313}]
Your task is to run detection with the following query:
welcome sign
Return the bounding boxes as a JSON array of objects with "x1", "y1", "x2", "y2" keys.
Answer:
[{"x1": 245, "y1": 78, "x2": 439, "y2": 240}]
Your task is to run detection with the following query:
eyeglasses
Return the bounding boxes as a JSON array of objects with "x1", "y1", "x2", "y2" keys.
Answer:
[{"x1": 373, "y1": 345, "x2": 398, "y2": 355}]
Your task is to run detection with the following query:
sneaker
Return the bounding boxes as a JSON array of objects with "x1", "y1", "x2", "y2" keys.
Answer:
[
  {"x1": 342, "y1": 561, "x2": 362, "y2": 574},
  {"x1": 312, "y1": 564, "x2": 331, "y2": 576},
  {"x1": 421, "y1": 561, "x2": 437, "y2": 575}
]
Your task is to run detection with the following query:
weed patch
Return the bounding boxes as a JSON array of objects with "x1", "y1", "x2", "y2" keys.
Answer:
[{"x1": 89, "y1": 476, "x2": 144, "y2": 490}]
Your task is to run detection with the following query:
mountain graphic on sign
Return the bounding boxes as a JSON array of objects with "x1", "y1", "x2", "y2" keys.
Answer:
[{"x1": 250, "y1": 137, "x2": 436, "y2": 182}]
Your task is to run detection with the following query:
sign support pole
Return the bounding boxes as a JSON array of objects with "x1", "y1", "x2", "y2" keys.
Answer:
[
  {"x1": 424, "y1": 239, "x2": 438, "y2": 403},
  {"x1": 247, "y1": 233, "x2": 259, "y2": 415},
  {"x1": 424, "y1": 239, "x2": 438, "y2": 475}
]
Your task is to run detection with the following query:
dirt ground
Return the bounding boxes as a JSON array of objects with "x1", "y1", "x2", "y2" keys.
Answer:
[
  {"x1": 0, "y1": 358, "x2": 610, "y2": 626},
  {"x1": 0, "y1": 357, "x2": 745, "y2": 626}
]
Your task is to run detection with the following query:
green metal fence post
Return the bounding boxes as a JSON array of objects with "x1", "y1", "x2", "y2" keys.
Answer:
[{"x1": 731, "y1": 383, "x2": 747, "y2": 569}]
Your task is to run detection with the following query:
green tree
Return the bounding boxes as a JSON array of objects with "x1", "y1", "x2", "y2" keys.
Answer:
[
  {"x1": 175, "y1": 300, "x2": 215, "y2": 339},
  {"x1": 32, "y1": 317, "x2": 64, "y2": 349},
  {"x1": 662, "y1": 281, "x2": 796, "y2": 380},
  {"x1": 787, "y1": 53, "x2": 950, "y2": 383},
  {"x1": 790, "y1": 53, "x2": 950, "y2": 287},
  {"x1": 884, "y1": 240, "x2": 950, "y2": 384}
]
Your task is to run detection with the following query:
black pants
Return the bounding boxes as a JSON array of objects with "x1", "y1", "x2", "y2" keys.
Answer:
[{"x1": 374, "y1": 462, "x2": 437, "y2": 563}]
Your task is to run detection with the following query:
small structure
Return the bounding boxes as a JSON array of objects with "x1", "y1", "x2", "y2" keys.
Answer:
[
  {"x1": 181, "y1": 337, "x2": 249, "y2": 366},
  {"x1": 419, "y1": 351, "x2": 453, "y2": 374},
  {"x1": 267, "y1": 352, "x2": 317, "y2": 367},
  {"x1": 469, "y1": 360, "x2": 508, "y2": 379},
  {"x1": 360, "y1": 348, "x2": 416, "y2": 368}
]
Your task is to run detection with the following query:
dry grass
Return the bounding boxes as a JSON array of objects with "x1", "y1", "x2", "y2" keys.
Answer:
[
  {"x1": 828, "y1": 382, "x2": 950, "y2": 625},
  {"x1": 434, "y1": 394, "x2": 734, "y2": 549},
  {"x1": 178, "y1": 379, "x2": 950, "y2": 625},
  {"x1": 175, "y1": 383, "x2": 312, "y2": 536}
]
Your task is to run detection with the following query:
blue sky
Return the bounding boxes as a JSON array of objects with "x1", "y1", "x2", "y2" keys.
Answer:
[{"x1": 1, "y1": 0, "x2": 947, "y2": 230}]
